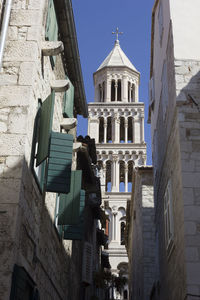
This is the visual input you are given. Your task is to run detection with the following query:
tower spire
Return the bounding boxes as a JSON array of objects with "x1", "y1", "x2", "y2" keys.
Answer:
[{"x1": 112, "y1": 27, "x2": 123, "y2": 44}]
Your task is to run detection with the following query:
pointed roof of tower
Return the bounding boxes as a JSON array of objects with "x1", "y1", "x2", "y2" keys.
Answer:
[{"x1": 97, "y1": 40, "x2": 138, "y2": 72}]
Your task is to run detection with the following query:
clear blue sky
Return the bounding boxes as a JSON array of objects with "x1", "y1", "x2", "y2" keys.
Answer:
[{"x1": 72, "y1": 0, "x2": 155, "y2": 165}]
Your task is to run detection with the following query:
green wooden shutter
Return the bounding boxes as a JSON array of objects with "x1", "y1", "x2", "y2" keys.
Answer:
[
  {"x1": 58, "y1": 170, "x2": 82, "y2": 225},
  {"x1": 46, "y1": 131, "x2": 73, "y2": 194},
  {"x1": 63, "y1": 189, "x2": 85, "y2": 240},
  {"x1": 63, "y1": 80, "x2": 74, "y2": 118},
  {"x1": 36, "y1": 93, "x2": 55, "y2": 167},
  {"x1": 45, "y1": 0, "x2": 58, "y2": 41},
  {"x1": 45, "y1": 0, "x2": 58, "y2": 66}
]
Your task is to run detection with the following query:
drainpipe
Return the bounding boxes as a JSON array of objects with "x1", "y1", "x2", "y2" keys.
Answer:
[{"x1": 0, "y1": 0, "x2": 13, "y2": 70}]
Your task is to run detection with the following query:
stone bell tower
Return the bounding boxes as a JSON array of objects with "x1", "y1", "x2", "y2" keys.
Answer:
[{"x1": 88, "y1": 29, "x2": 146, "y2": 298}]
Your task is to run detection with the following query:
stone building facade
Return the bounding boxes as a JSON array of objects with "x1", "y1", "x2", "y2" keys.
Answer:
[
  {"x1": 126, "y1": 167, "x2": 155, "y2": 300},
  {"x1": 149, "y1": 0, "x2": 200, "y2": 299},
  {"x1": 88, "y1": 37, "x2": 147, "y2": 299},
  {"x1": 0, "y1": 0, "x2": 104, "y2": 299}
]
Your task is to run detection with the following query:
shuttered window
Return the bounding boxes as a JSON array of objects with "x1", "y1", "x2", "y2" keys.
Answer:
[
  {"x1": 45, "y1": 0, "x2": 58, "y2": 67},
  {"x1": 63, "y1": 189, "x2": 85, "y2": 240},
  {"x1": 46, "y1": 131, "x2": 73, "y2": 194},
  {"x1": 36, "y1": 92, "x2": 55, "y2": 166},
  {"x1": 58, "y1": 170, "x2": 82, "y2": 225},
  {"x1": 63, "y1": 79, "x2": 74, "y2": 118},
  {"x1": 10, "y1": 265, "x2": 39, "y2": 300},
  {"x1": 82, "y1": 242, "x2": 93, "y2": 284}
]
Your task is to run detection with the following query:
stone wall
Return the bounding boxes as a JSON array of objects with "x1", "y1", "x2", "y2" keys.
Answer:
[
  {"x1": 176, "y1": 59, "x2": 200, "y2": 299},
  {"x1": 0, "y1": 0, "x2": 82, "y2": 299},
  {"x1": 128, "y1": 167, "x2": 155, "y2": 300}
]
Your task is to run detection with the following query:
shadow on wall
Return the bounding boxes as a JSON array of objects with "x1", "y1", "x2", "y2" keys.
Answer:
[{"x1": 0, "y1": 156, "x2": 81, "y2": 300}]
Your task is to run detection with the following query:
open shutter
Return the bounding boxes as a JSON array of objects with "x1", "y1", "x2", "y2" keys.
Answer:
[
  {"x1": 46, "y1": 131, "x2": 73, "y2": 193},
  {"x1": 82, "y1": 242, "x2": 93, "y2": 284},
  {"x1": 63, "y1": 189, "x2": 85, "y2": 240},
  {"x1": 58, "y1": 170, "x2": 82, "y2": 225},
  {"x1": 36, "y1": 93, "x2": 55, "y2": 166},
  {"x1": 63, "y1": 79, "x2": 74, "y2": 118},
  {"x1": 45, "y1": 0, "x2": 58, "y2": 42}
]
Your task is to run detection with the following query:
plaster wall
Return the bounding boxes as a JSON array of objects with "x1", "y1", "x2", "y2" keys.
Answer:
[{"x1": 169, "y1": 0, "x2": 200, "y2": 60}]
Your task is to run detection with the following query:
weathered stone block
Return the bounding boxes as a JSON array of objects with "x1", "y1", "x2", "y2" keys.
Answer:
[
  {"x1": 27, "y1": 26, "x2": 40, "y2": 41},
  {"x1": 182, "y1": 188, "x2": 194, "y2": 205},
  {"x1": 0, "y1": 122, "x2": 7, "y2": 133},
  {"x1": 0, "y1": 86, "x2": 31, "y2": 107},
  {"x1": 185, "y1": 247, "x2": 199, "y2": 262},
  {"x1": 10, "y1": 10, "x2": 41, "y2": 26},
  {"x1": 8, "y1": 26, "x2": 18, "y2": 40},
  {"x1": 0, "y1": 178, "x2": 21, "y2": 203},
  {"x1": 0, "y1": 74, "x2": 18, "y2": 86},
  {"x1": 184, "y1": 222, "x2": 196, "y2": 235},
  {"x1": 186, "y1": 263, "x2": 200, "y2": 285},
  {"x1": 4, "y1": 41, "x2": 38, "y2": 62},
  {"x1": 0, "y1": 134, "x2": 26, "y2": 155},
  {"x1": 19, "y1": 62, "x2": 36, "y2": 86},
  {"x1": 182, "y1": 172, "x2": 200, "y2": 188}
]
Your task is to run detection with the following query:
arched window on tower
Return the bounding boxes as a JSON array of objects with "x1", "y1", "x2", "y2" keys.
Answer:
[
  {"x1": 128, "y1": 81, "x2": 131, "y2": 102},
  {"x1": 99, "y1": 84, "x2": 102, "y2": 102},
  {"x1": 128, "y1": 161, "x2": 134, "y2": 192},
  {"x1": 119, "y1": 161, "x2": 125, "y2": 192},
  {"x1": 124, "y1": 290, "x2": 128, "y2": 299},
  {"x1": 120, "y1": 221, "x2": 126, "y2": 245},
  {"x1": 111, "y1": 80, "x2": 115, "y2": 101},
  {"x1": 120, "y1": 117, "x2": 125, "y2": 143},
  {"x1": 99, "y1": 117, "x2": 104, "y2": 143},
  {"x1": 117, "y1": 79, "x2": 122, "y2": 101},
  {"x1": 106, "y1": 160, "x2": 112, "y2": 192},
  {"x1": 107, "y1": 116, "x2": 112, "y2": 143},
  {"x1": 128, "y1": 117, "x2": 133, "y2": 143},
  {"x1": 131, "y1": 84, "x2": 135, "y2": 102},
  {"x1": 102, "y1": 81, "x2": 105, "y2": 102}
]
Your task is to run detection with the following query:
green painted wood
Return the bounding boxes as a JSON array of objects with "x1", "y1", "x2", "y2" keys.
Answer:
[
  {"x1": 46, "y1": 132, "x2": 73, "y2": 193},
  {"x1": 45, "y1": 0, "x2": 58, "y2": 41},
  {"x1": 63, "y1": 80, "x2": 74, "y2": 118},
  {"x1": 58, "y1": 170, "x2": 82, "y2": 225},
  {"x1": 63, "y1": 189, "x2": 85, "y2": 240},
  {"x1": 45, "y1": 0, "x2": 58, "y2": 66},
  {"x1": 36, "y1": 93, "x2": 55, "y2": 166}
]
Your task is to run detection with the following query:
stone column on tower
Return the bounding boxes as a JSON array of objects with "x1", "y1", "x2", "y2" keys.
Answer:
[
  {"x1": 122, "y1": 75, "x2": 128, "y2": 102},
  {"x1": 104, "y1": 118, "x2": 107, "y2": 143},
  {"x1": 125, "y1": 118, "x2": 128, "y2": 143}
]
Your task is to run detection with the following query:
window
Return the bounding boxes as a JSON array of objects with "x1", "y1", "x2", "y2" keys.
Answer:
[
  {"x1": 164, "y1": 179, "x2": 174, "y2": 250},
  {"x1": 31, "y1": 93, "x2": 74, "y2": 194},
  {"x1": 120, "y1": 222, "x2": 125, "y2": 245},
  {"x1": 10, "y1": 265, "x2": 39, "y2": 300}
]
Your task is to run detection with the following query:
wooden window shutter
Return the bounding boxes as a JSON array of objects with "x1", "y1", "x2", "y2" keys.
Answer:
[
  {"x1": 82, "y1": 242, "x2": 93, "y2": 284},
  {"x1": 58, "y1": 170, "x2": 82, "y2": 225},
  {"x1": 63, "y1": 79, "x2": 74, "y2": 118},
  {"x1": 63, "y1": 189, "x2": 85, "y2": 240},
  {"x1": 46, "y1": 132, "x2": 73, "y2": 194},
  {"x1": 45, "y1": 0, "x2": 58, "y2": 42},
  {"x1": 36, "y1": 93, "x2": 55, "y2": 166}
]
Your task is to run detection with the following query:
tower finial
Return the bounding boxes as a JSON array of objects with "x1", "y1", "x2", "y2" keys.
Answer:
[{"x1": 112, "y1": 27, "x2": 123, "y2": 44}]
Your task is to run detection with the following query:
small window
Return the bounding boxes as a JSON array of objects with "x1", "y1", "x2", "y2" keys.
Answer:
[
  {"x1": 164, "y1": 179, "x2": 174, "y2": 250},
  {"x1": 121, "y1": 222, "x2": 125, "y2": 245},
  {"x1": 10, "y1": 265, "x2": 40, "y2": 300}
]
